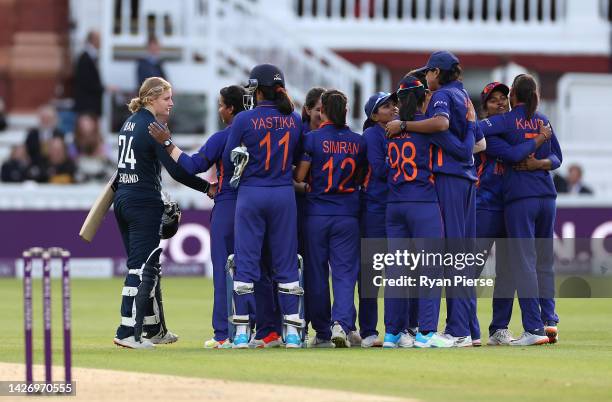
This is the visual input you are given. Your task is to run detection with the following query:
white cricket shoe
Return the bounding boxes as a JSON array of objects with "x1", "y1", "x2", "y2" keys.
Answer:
[
  {"x1": 347, "y1": 330, "x2": 362, "y2": 347},
  {"x1": 145, "y1": 329, "x2": 179, "y2": 344},
  {"x1": 398, "y1": 331, "x2": 415, "y2": 348},
  {"x1": 452, "y1": 335, "x2": 473, "y2": 348},
  {"x1": 487, "y1": 329, "x2": 515, "y2": 346},
  {"x1": 331, "y1": 322, "x2": 350, "y2": 348},
  {"x1": 309, "y1": 336, "x2": 335, "y2": 348},
  {"x1": 113, "y1": 336, "x2": 155, "y2": 349},
  {"x1": 360, "y1": 335, "x2": 381, "y2": 348},
  {"x1": 510, "y1": 331, "x2": 549, "y2": 346},
  {"x1": 423, "y1": 333, "x2": 471, "y2": 348},
  {"x1": 414, "y1": 332, "x2": 454, "y2": 348}
]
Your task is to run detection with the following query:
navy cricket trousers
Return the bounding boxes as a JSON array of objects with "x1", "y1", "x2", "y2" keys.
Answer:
[
  {"x1": 504, "y1": 197, "x2": 558, "y2": 332},
  {"x1": 114, "y1": 198, "x2": 164, "y2": 339},
  {"x1": 475, "y1": 208, "x2": 514, "y2": 335},
  {"x1": 304, "y1": 214, "x2": 360, "y2": 338}
]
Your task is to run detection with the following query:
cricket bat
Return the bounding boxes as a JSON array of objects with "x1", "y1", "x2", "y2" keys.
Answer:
[{"x1": 79, "y1": 171, "x2": 118, "y2": 242}]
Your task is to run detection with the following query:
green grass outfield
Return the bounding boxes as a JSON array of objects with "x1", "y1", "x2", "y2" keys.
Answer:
[{"x1": 1, "y1": 277, "x2": 611, "y2": 402}]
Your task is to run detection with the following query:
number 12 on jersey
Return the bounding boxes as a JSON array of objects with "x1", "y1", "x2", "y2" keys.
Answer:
[
  {"x1": 118, "y1": 134, "x2": 137, "y2": 170},
  {"x1": 322, "y1": 156, "x2": 356, "y2": 193}
]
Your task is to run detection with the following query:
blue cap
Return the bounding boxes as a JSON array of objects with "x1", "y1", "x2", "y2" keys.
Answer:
[
  {"x1": 249, "y1": 64, "x2": 285, "y2": 87},
  {"x1": 414, "y1": 51, "x2": 460, "y2": 74},
  {"x1": 364, "y1": 92, "x2": 394, "y2": 118}
]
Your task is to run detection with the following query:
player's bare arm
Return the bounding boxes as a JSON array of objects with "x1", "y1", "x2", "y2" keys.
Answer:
[
  {"x1": 385, "y1": 115, "x2": 449, "y2": 138},
  {"x1": 532, "y1": 122, "x2": 552, "y2": 148},
  {"x1": 148, "y1": 122, "x2": 182, "y2": 161},
  {"x1": 513, "y1": 155, "x2": 554, "y2": 171},
  {"x1": 294, "y1": 160, "x2": 311, "y2": 184},
  {"x1": 473, "y1": 138, "x2": 487, "y2": 153}
]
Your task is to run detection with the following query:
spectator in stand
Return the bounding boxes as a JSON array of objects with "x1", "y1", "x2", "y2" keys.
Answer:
[
  {"x1": 43, "y1": 137, "x2": 76, "y2": 184},
  {"x1": 72, "y1": 114, "x2": 114, "y2": 182},
  {"x1": 74, "y1": 31, "x2": 105, "y2": 118},
  {"x1": 1, "y1": 145, "x2": 31, "y2": 182},
  {"x1": 25, "y1": 105, "x2": 65, "y2": 166},
  {"x1": 137, "y1": 35, "x2": 166, "y2": 86},
  {"x1": 553, "y1": 172, "x2": 568, "y2": 193},
  {"x1": 566, "y1": 164, "x2": 593, "y2": 195},
  {"x1": 0, "y1": 97, "x2": 7, "y2": 131}
]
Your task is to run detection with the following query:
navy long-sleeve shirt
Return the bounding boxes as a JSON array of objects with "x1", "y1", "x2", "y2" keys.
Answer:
[{"x1": 114, "y1": 108, "x2": 208, "y2": 205}]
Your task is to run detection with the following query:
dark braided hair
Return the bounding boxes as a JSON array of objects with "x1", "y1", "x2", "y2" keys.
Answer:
[
  {"x1": 512, "y1": 74, "x2": 539, "y2": 120},
  {"x1": 321, "y1": 89, "x2": 348, "y2": 129}
]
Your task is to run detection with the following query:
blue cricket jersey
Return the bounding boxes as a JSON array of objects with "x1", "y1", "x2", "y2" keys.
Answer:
[
  {"x1": 478, "y1": 105, "x2": 563, "y2": 203},
  {"x1": 386, "y1": 113, "x2": 438, "y2": 203},
  {"x1": 427, "y1": 81, "x2": 477, "y2": 181},
  {"x1": 222, "y1": 100, "x2": 302, "y2": 187},
  {"x1": 301, "y1": 123, "x2": 367, "y2": 216},
  {"x1": 361, "y1": 123, "x2": 388, "y2": 214},
  {"x1": 177, "y1": 125, "x2": 236, "y2": 201}
]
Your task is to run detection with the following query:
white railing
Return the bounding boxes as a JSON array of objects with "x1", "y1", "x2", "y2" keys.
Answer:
[
  {"x1": 295, "y1": 0, "x2": 567, "y2": 23},
  {"x1": 213, "y1": 0, "x2": 376, "y2": 127},
  {"x1": 99, "y1": 0, "x2": 376, "y2": 133},
  {"x1": 288, "y1": 0, "x2": 610, "y2": 55}
]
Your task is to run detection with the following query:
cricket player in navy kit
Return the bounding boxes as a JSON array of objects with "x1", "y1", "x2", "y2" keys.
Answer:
[
  {"x1": 150, "y1": 85, "x2": 283, "y2": 348},
  {"x1": 356, "y1": 92, "x2": 396, "y2": 348},
  {"x1": 387, "y1": 52, "x2": 485, "y2": 347},
  {"x1": 298, "y1": 87, "x2": 326, "y2": 342},
  {"x1": 478, "y1": 74, "x2": 562, "y2": 346},
  {"x1": 113, "y1": 77, "x2": 210, "y2": 349},
  {"x1": 222, "y1": 64, "x2": 304, "y2": 349},
  {"x1": 382, "y1": 77, "x2": 448, "y2": 348},
  {"x1": 474, "y1": 82, "x2": 560, "y2": 345},
  {"x1": 295, "y1": 89, "x2": 367, "y2": 348}
]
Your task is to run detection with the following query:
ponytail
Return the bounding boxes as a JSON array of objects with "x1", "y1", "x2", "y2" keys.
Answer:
[
  {"x1": 274, "y1": 86, "x2": 294, "y2": 115},
  {"x1": 362, "y1": 118, "x2": 376, "y2": 131},
  {"x1": 398, "y1": 88, "x2": 426, "y2": 122},
  {"x1": 321, "y1": 89, "x2": 348, "y2": 129},
  {"x1": 128, "y1": 76, "x2": 172, "y2": 113},
  {"x1": 257, "y1": 85, "x2": 294, "y2": 115},
  {"x1": 525, "y1": 91, "x2": 538, "y2": 120},
  {"x1": 127, "y1": 98, "x2": 146, "y2": 114},
  {"x1": 512, "y1": 74, "x2": 539, "y2": 120}
]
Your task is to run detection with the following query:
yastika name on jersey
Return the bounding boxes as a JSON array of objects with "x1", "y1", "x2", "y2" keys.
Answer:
[{"x1": 250, "y1": 116, "x2": 297, "y2": 130}]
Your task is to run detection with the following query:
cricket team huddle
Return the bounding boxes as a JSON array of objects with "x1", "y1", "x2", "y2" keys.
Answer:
[{"x1": 112, "y1": 50, "x2": 562, "y2": 350}]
